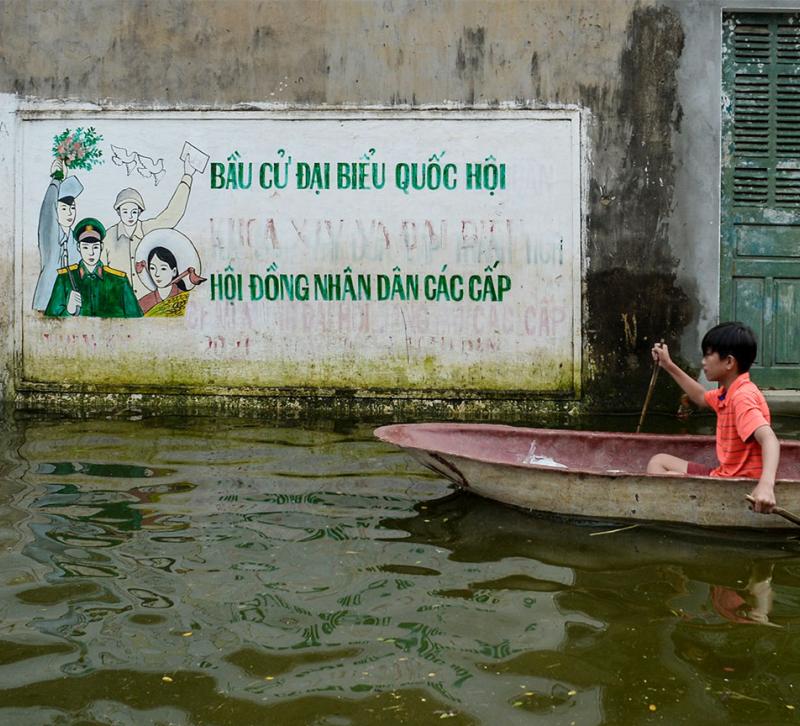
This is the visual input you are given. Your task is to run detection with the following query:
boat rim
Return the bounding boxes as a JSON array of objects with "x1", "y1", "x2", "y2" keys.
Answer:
[{"x1": 374, "y1": 422, "x2": 800, "y2": 484}]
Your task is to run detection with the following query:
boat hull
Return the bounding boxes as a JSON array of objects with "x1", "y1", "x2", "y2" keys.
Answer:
[{"x1": 375, "y1": 424, "x2": 800, "y2": 529}]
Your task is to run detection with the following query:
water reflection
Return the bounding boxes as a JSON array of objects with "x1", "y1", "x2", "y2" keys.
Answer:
[
  {"x1": 35, "y1": 462, "x2": 165, "y2": 478},
  {"x1": 0, "y1": 416, "x2": 799, "y2": 724},
  {"x1": 390, "y1": 492, "x2": 800, "y2": 722}
]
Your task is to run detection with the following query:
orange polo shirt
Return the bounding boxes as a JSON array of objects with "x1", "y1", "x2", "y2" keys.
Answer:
[{"x1": 704, "y1": 372, "x2": 771, "y2": 478}]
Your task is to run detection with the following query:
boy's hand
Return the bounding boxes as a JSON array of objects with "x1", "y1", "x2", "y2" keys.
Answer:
[
  {"x1": 651, "y1": 342, "x2": 673, "y2": 369},
  {"x1": 748, "y1": 480, "x2": 776, "y2": 514},
  {"x1": 649, "y1": 341, "x2": 709, "y2": 408}
]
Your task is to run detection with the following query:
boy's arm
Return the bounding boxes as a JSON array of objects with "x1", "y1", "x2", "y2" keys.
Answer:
[
  {"x1": 651, "y1": 343, "x2": 709, "y2": 408},
  {"x1": 749, "y1": 425, "x2": 780, "y2": 513}
]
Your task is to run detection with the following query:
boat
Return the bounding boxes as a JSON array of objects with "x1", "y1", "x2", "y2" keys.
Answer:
[{"x1": 374, "y1": 423, "x2": 800, "y2": 529}]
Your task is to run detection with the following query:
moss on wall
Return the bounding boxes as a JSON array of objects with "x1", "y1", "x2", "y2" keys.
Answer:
[{"x1": 0, "y1": 1, "x2": 702, "y2": 415}]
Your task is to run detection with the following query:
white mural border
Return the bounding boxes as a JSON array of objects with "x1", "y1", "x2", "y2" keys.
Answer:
[{"x1": 12, "y1": 105, "x2": 585, "y2": 396}]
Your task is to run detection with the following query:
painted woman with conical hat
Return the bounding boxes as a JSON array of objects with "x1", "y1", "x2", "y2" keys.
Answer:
[{"x1": 134, "y1": 228, "x2": 205, "y2": 317}]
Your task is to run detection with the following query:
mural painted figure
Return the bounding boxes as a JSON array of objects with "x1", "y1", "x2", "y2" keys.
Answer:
[
  {"x1": 45, "y1": 218, "x2": 143, "y2": 318},
  {"x1": 104, "y1": 154, "x2": 199, "y2": 299},
  {"x1": 134, "y1": 228, "x2": 206, "y2": 317},
  {"x1": 32, "y1": 160, "x2": 84, "y2": 311}
]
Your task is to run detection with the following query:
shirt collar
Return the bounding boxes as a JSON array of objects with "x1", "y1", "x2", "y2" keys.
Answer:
[
  {"x1": 118, "y1": 221, "x2": 144, "y2": 241},
  {"x1": 79, "y1": 261, "x2": 104, "y2": 278},
  {"x1": 717, "y1": 372, "x2": 750, "y2": 408}
]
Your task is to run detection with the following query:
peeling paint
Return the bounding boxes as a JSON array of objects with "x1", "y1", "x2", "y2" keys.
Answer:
[
  {"x1": 584, "y1": 4, "x2": 688, "y2": 403},
  {"x1": 0, "y1": 2, "x2": 730, "y2": 416}
]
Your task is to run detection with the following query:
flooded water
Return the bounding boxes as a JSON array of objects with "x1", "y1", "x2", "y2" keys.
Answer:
[{"x1": 2, "y1": 412, "x2": 800, "y2": 725}]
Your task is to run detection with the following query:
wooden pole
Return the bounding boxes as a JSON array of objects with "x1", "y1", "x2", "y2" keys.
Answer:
[{"x1": 636, "y1": 340, "x2": 664, "y2": 434}]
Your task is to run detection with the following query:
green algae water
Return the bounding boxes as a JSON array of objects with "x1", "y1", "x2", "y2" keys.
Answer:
[{"x1": 2, "y1": 414, "x2": 800, "y2": 725}]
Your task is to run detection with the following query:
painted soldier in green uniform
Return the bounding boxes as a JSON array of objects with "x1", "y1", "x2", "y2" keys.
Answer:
[{"x1": 45, "y1": 218, "x2": 143, "y2": 318}]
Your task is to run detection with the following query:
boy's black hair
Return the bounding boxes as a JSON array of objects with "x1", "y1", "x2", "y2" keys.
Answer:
[{"x1": 701, "y1": 321, "x2": 757, "y2": 372}]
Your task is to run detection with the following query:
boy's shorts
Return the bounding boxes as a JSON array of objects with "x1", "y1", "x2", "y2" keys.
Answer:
[{"x1": 686, "y1": 461, "x2": 713, "y2": 477}]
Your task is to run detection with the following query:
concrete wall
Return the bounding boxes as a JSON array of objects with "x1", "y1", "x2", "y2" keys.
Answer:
[{"x1": 1, "y1": 0, "x2": 796, "y2": 416}]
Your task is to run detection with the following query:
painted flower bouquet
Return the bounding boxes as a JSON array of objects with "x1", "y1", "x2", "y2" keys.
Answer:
[{"x1": 51, "y1": 127, "x2": 104, "y2": 179}]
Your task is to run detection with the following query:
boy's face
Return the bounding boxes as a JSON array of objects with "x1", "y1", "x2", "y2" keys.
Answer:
[{"x1": 702, "y1": 351, "x2": 736, "y2": 381}]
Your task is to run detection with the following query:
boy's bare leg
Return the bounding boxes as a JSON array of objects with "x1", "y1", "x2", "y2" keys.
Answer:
[{"x1": 647, "y1": 454, "x2": 689, "y2": 475}]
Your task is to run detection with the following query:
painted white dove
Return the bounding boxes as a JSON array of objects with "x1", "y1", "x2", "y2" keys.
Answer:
[
  {"x1": 110, "y1": 144, "x2": 138, "y2": 175},
  {"x1": 135, "y1": 154, "x2": 166, "y2": 186}
]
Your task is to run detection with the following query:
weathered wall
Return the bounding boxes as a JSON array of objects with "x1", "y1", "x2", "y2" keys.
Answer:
[
  {"x1": 0, "y1": 91, "x2": 16, "y2": 408},
  {"x1": 1, "y1": 0, "x2": 792, "y2": 415},
  {"x1": 664, "y1": 0, "x2": 800, "y2": 362},
  {"x1": 18, "y1": 111, "x2": 582, "y2": 395}
]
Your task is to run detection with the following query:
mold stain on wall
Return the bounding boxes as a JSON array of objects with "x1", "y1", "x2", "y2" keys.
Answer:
[
  {"x1": 456, "y1": 26, "x2": 486, "y2": 106},
  {"x1": 0, "y1": 1, "x2": 704, "y2": 414},
  {"x1": 583, "y1": 4, "x2": 690, "y2": 403}
]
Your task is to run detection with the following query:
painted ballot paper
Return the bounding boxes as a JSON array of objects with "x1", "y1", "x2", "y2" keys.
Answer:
[{"x1": 20, "y1": 112, "x2": 582, "y2": 393}]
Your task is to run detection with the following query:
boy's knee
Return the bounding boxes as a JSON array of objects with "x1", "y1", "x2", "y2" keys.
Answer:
[
  {"x1": 647, "y1": 454, "x2": 665, "y2": 474},
  {"x1": 647, "y1": 453, "x2": 689, "y2": 475}
]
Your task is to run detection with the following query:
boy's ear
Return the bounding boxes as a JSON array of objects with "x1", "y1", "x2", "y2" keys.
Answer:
[{"x1": 725, "y1": 354, "x2": 737, "y2": 369}]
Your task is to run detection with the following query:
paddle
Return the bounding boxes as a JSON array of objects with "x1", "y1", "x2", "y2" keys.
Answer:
[
  {"x1": 636, "y1": 339, "x2": 664, "y2": 434},
  {"x1": 745, "y1": 494, "x2": 800, "y2": 527}
]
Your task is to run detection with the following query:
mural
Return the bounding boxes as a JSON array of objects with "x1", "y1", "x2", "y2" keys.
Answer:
[
  {"x1": 32, "y1": 166, "x2": 83, "y2": 311},
  {"x1": 135, "y1": 228, "x2": 206, "y2": 317},
  {"x1": 21, "y1": 113, "x2": 581, "y2": 393},
  {"x1": 35, "y1": 128, "x2": 207, "y2": 318},
  {"x1": 44, "y1": 218, "x2": 142, "y2": 318}
]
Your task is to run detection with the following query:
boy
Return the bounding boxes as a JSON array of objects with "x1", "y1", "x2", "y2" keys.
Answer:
[{"x1": 646, "y1": 322, "x2": 780, "y2": 514}]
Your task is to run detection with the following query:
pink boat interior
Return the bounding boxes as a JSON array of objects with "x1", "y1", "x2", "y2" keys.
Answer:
[{"x1": 375, "y1": 423, "x2": 800, "y2": 481}]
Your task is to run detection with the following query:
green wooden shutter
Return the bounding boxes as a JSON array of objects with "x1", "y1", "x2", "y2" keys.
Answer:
[{"x1": 721, "y1": 13, "x2": 800, "y2": 387}]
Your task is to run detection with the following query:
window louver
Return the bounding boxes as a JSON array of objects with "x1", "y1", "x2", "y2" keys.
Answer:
[
  {"x1": 777, "y1": 23, "x2": 800, "y2": 62},
  {"x1": 734, "y1": 23, "x2": 770, "y2": 62},
  {"x1": 775, "y1": 167, "x2": 800, "y2": 205},
  {"x1": 734, "y1": 74, "x2": 769, "y2": 158},
  {"x1": 732, "y1": 17, "x2": 800, "y2": 208},
  {"x1": 733, "y1": 166, "x2": 769, "y2": 204},
  {"x1": 777, "y1": 75, "x2": 800, "y2": 156}
]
